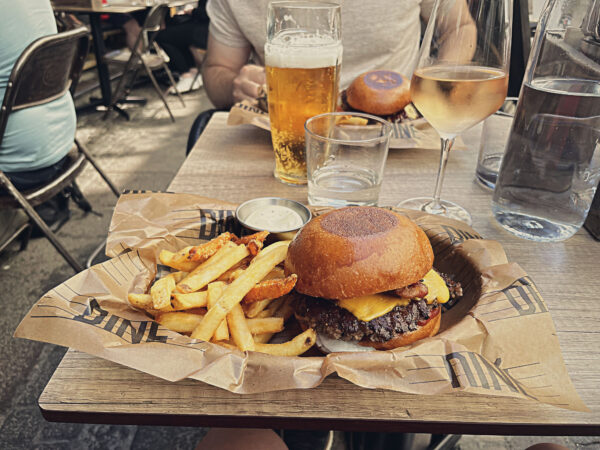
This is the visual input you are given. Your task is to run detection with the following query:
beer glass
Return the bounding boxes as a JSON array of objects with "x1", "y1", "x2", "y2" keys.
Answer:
[
  {"x1": 398, "y1": 0, "x2": 512, "y2": 224},
  {"x1": 265, "y1": 1, "x2": 342, "y2": 185}
]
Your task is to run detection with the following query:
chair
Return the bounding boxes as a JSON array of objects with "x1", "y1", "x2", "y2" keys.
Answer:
[
  {"x1": 508, "y1": 0, "x2": 532, "y2": 97},
  {"x1": 104, "y1": 4, "x2": 185, "y2": 122},
  {"x1": 186, "y1": 108, "x2": 223, "y2": 155},
  {"x1": 0, "y1": 27, "x2": 120, "y2": 272}
]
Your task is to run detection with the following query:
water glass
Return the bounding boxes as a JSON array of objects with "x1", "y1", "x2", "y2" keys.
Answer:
[
  {"x1": 476, "y1": 98, "x2": 517, "y2": 189},
  {"x1": 304, "y1": 112, "x2": 392, "y2": 207},
  {"x1": 491, "y1": 0, "x2": 600, "y2": 242}
]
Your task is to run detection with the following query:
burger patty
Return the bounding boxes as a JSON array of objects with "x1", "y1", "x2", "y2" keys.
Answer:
[{"x1": 294, "y1": 295, "x2": 440, "y2": 343}]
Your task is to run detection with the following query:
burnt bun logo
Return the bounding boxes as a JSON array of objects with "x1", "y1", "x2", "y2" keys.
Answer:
[{"x1": 363, "y1": 70, "x2": 403, "y2": 90}]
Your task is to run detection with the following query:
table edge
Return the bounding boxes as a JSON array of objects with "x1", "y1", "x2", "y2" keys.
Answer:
[{"x1": 38, "y1": 404, "x2": 600, "y2": 436}]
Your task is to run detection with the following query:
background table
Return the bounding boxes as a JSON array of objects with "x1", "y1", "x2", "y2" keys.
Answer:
[
  {"x1": 39, "y1": 113, "x2": 600, "y2": 434},
  {"x1": 53, "y1": 4, "x2": 145, "y2": 108}
]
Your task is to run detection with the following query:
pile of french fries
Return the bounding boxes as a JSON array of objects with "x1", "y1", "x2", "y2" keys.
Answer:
[{"x1": 127, "y1": 232, "x2": 316, "y2": 356}]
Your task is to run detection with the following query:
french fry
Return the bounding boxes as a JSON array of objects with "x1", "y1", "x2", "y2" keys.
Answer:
[
  {"x1": 208, "y1": 281, "x2": 229, "y2": 341},
  {"x1": 191, "y1": 241, "x2": 290, "y2": 342},
  {"x1": 243, "y1": 274, "x2": 297, "y2": 303},
  {"x1": 242, "y1": 268, "x2": 286, "y2": 317},
  {"x1": 234, "y1": 231, "x2": 269, "y2": 246},
  {"x1": 187, "y1": 232, "x2": 234, "y2": 262},
  {"x1": 254, "y1": 328, "x2": 317, "y2": 356},
  {"x1": 226, "y1": 303, "x2": 255, "y2": 351},
  {"x1": 171, "y1": 291, "x2": 208, "y2": 310},
  {"x1": 253, "y1": 333, "x2": 273, "y2": 344},
  {"x1": 149, "y1": 271, "x2": 188, "y2": 310},
  {"x1": 273, "y1": 296, "x2": 295, "y2": 322},
  {"x1": 244, "y1": 298, "x2": 274, "y2": 318},
  {"x1": 128, "y1": 293, "x2": 153, "y2": 310},
  {"x1": 263, "y1": 267, "x2": 285, "y2": 281},
  {"x1": 242, "y1": 268, "x2": 287, "y2": 317},
  {"x1": 169, "y1": 271, "x2": 189, "y2": 283},
  {"x1": 215, "y1": 340, "x2": 238, "y2": 351},
  {"x1": 159, "y1": 249, "x2": 200, "y2": 272},
  {"x1": 151, "y1": 276, "x2": 176, "y2": 310},
  {"x1": 255, "y1": 297, "x2": 285, "y2": 318},
  {"x1": 246, "y1": 239, "x2": 264, "y2": 256},
  {"x1": 246, "y1": 317, "x2": 284, "y2": 335},
  {"x1": 216, "y1": 262, "x2": 246, "y2": 282},
  {"x1": 185, "y1": 307, "x2": 208, "y2": 315},
  {"x1": 155, "y1": 311, "x2": 205, "y2": 333},
  {"x1": 177, "y1": 242, "x2": 249, "y2": 293},
  {"x1": 253, "y1": 297, "x2": 294, "y2": 343}
]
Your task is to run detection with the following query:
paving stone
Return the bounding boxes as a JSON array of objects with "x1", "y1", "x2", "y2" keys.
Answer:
[
  {"x1": 131, "y1": 425, "x2": 207, "y2": 450},
  {"x1": 0, "y1": 332, "x2": 44, "y2": 410},
  {"x1": 0, "y1": 407, "x2": 44, "y2": 448},
  {"x1": 35, "y1": 442, "x2": 88, "y2": 450},
  {"x1": 571, "y1": 437, "x2": 600, "y2": 448},
  {"x1": 15, "y1": 345, "x2": 67, "y2": 408},
  {"x1": 77, "y1": 424, "x2": 137, "y2": 450},
  {"x1": 33, "y1": 421, "x2": 85, "y2": 443},
  {"x1": 505, "y1": 435, "x2": 575, "y2": 449}
]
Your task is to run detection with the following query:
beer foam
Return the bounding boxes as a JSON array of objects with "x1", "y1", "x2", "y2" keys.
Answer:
[{"x1": 265, "y1": 34, "x2": 342, "y2": 68}]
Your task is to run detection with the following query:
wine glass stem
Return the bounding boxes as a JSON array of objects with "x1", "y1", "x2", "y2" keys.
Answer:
[{"x1": 431, "y1": 138, "x2": 455, "y2": 211}]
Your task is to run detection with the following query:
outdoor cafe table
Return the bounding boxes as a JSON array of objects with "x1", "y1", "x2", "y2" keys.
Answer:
[
  {"x1": 39, "y1": 112, "x2": 600, "y2": 435},
  {"x1": 51, "y1": 4, "x2": 146, "y2": 109}
]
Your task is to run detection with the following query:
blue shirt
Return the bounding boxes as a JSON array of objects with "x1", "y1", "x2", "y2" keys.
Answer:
[{"x1": 0, "y1": 0, "x2": 77, "y2": 173}]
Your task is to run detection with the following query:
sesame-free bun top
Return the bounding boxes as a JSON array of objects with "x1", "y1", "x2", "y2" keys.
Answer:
[
  {"x1": 346, "y1": 70, "x2": 411, "y2": 116},
  {"x1": 284, "y1": 207, "x2": 434, "y2": 300}
]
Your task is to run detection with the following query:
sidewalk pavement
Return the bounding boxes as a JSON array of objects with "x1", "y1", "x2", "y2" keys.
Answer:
[{"x1": 0, "y1": 81, "x2": 596, "y2": 450}]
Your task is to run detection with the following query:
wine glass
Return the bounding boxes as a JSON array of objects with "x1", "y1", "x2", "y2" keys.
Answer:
[{"x1": 398, "y1": 0, "x2": 512, "y2": 224}]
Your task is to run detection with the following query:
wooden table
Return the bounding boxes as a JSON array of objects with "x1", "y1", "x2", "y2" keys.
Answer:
[{"x1": 39, "y1": 113, "x2": 600, "y2": 435}]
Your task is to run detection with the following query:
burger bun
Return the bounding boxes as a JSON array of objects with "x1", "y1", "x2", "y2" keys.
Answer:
[
  {"x1": 346, "y1": 70, "x2": 411, "y2": 116},
  {"x1": 284, "y1": 206, "x2": 434, "y2": 300}
]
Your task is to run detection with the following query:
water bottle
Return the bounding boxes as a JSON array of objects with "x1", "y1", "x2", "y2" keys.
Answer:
[{"x1": 492, "y1": 0, "x2": 600, "y2": 241}]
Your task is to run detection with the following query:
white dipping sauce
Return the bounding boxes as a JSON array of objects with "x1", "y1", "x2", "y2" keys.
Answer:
[{"x1": 244, "y1": 205, "x2": 304, "y2": 231}]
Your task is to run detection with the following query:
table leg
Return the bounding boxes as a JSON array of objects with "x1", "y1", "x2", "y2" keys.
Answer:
[{"x1": 88, "y1": 12, "x2": 112, "y2": 107}]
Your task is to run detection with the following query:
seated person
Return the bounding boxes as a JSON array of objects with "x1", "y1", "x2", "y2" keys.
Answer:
[
  {"x1": 156, "y1": 1, "x2": 209, "y2": 93},
  {"x1": 104, "y1": 10, "x2": 147, "y2": 51},
  {"x1": 201, "y1": 0, "x2": 475, "y2": 109},
  {"x1": 1, "y1": 0, "x2": 77, "y2": 227}
]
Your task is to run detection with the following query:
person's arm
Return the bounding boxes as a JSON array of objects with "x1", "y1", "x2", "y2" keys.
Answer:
[
  {"x1": 421, "y1": 0, "x2": 477, "y2": 63},
  {"x1": 202, "y1": 33, "x2": 266, "y2": 109}
]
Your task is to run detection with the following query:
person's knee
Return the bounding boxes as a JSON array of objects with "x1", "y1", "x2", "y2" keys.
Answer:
[
  {"x1": 195, "y1": 428, "x2": 288, "y2": 450},
  {"x1": 525, "y1": 444, "x2": 570, "y2": 450}
]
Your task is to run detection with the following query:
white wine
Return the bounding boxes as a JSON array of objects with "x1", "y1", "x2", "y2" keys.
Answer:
[{"x1": 411, "y1": 65, "x2": 508, "y2": 136}]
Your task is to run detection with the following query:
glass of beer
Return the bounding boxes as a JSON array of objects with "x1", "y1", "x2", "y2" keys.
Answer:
[{"x1": 265, "y1": 1, "x2": 342, "y2": 185}]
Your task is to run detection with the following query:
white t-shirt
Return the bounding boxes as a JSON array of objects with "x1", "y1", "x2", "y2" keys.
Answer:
[{"x1": 206, "y1": 0, "x2": 434, "y2": 89}]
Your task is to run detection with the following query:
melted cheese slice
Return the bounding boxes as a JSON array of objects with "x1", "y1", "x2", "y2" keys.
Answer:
[{"x1": 336, "y1": 269, "x2": 450, "y2": 322}]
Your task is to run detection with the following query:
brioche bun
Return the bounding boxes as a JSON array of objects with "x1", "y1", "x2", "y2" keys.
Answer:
[
  {"x1": 346, "y1": 70, "x2": 411, "y2": 116},
  {"x1": 284, "y1": 206, "x2": 434, "y2": 300}
]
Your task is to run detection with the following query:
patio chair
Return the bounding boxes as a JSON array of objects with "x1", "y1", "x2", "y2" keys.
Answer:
[
  {"x1": 0, "y1": 27, "x2": 120, "y2": 273},
  {"x1": 104, "y1": 4, "x2": 185, "y2": 122}
]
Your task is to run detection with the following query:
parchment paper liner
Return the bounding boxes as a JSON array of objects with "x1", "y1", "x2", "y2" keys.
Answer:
[
  {"x1": 15, "y1": 192, "x2": 587, "y2": 411},
  {"x1": 227, "y1": 100, "x2": 467, "y2": 150}
]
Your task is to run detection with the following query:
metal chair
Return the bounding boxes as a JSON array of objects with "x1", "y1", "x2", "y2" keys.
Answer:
[
  {"x1": 104, "y1": 4, "x2": 185, "y2": 122},
  {"x1": 0, "y1": 27, "x2": 120, "y2": 272}
]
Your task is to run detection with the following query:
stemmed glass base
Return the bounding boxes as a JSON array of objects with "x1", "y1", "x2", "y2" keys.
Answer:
[{"x1": 398, "y1": 197, "x2": 472, "y2": 225}]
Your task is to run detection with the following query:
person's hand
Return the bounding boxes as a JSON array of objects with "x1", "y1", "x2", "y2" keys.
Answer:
[{"x1": 232, "y1": 64, "x2": 266, "y2": 103}]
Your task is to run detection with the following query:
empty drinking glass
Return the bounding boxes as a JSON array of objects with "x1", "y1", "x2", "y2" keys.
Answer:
[{"x1": 305, "y1": 112, "x2": 392, "y2": 207}]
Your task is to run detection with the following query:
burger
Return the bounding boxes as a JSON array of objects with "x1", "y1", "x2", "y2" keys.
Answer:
[
  {"x1": 340, "y1": 69, "x2": 421, "y2": 123},
  {"x1": 284, "y1": 206, "x2": 462, "y2": 351}
]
